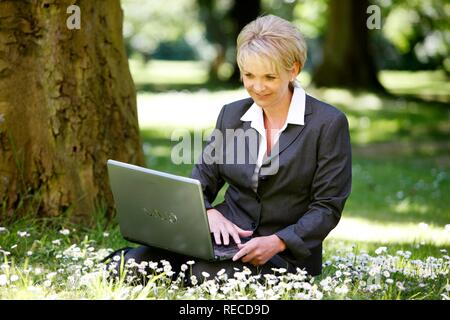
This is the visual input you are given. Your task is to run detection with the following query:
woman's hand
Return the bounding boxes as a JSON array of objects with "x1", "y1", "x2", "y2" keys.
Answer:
[
  {"x1": 232, "y1": 235, "x2": 286, "y2": 266},
  {"x1": 207, "y1": 208, "x2": 253, "y2": 245}
]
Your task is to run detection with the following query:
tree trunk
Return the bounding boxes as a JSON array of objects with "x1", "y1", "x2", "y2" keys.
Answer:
[
  {"x1": 313, "y1": 0, "x2": 384, "y2": 91},
  {"x1": 0, "y1": 0, "x2": 145, "y2": 224},
  {"x1": 228, "y1": 0, "x2": 261, "y2": 84},
  {"x1": 198, "y1": 0, "x2": 260, "y2": 84}
]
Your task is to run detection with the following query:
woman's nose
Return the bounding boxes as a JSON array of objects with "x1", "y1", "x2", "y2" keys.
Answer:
[{"x1": 252, "y1": 80, "x2": 266, "y2": 92}]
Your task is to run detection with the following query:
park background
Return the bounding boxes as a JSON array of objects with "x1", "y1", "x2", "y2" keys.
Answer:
[{"x1": 0, "y1": 0, "x2": 449, "y2": 299}]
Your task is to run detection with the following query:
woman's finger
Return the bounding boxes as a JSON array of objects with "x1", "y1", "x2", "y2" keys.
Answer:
[{"x1": 213, "y1": 231, "x2": 221, "y2": 245}]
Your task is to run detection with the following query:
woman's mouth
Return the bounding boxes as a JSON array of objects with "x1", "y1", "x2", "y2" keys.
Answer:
[{"x1": 254, "y1": 92, "x2": 270, "y2": 99}]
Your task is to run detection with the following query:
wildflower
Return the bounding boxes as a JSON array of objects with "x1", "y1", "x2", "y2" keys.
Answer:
[
  {"x1": 43, "y1": 280, "x2": 52, "y2": 287},
  {"x1": 186, "y1": 260, "x2": 195, "y2": 265},
  {"x1": 46, "y1": 272, "x2": 57, "y2": 280},
  {"x1": 255, "y1": 288, "x2": 265, "y2": 299},
  {"x1": 279, "y1": 268, "x2": 288, "y2": 274},
  {"x1": 375, "y1": 247, "x2": 387, "y2": 255},
  {"x1": 314, "y1": 290, "x2": 324, "y2": 300},
  {"x1": 103, "y1": 232, "x2": 110, "y2": 237},
  {"x1": 419, "y1": 223, "x2": 429, "y2": 230},
  {"x1": 11, "y1": 244, "x2": 17, "y2": 249},
  {"x1": 26, "y1": 251, "x2": 32, "y2": 256},
  {"x1": 180, "y1": 264, "x2": 188, "y2": 272},
  {"x1": 84, "y1": 259, "x2": 94, "y2": 268},
  {"x1": 216, "y1": 269, "x2": 226, "y2": 276},
  {"x1": 52, "y1": 239, "x2": 61, "y2": 245},
  {"x1": 163, "y1": 265, "x2": 172, "y2": 273},
  {"x1": 1, "y1": 250, "x2": 11, "y2": 256},
  {"x1": 335, "y1": 285, "x2": 349, "y2": 295},
  {"x1": 59, "y1": 229, "x2": 70, "y2": 236},
  {"x1": 445, "y1": 224, "x2": 450, "y2": 232},
  {"x1": 202, "y1": 272, "x2": 210, "y2": 278},
  {"x1": 396, "y1": 281, "x2": 405, "y2": 291},
  {"x1": 17, "y1": 231, "x2": 30, "y2": 237},
  {"x1": 0, "y1": 227, "x2": 8, "y2": 233},
  {"x1": 0, "y1": 274, "x2": 8, "y2": 286}
]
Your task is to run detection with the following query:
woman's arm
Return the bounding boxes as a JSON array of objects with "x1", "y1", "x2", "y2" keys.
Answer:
[
  {"x1": 191, "y1": 106, "x2": 227, "y2": 209},
  {"x1": 275, "y1": 111, "x2": 352, "y2": 260}
]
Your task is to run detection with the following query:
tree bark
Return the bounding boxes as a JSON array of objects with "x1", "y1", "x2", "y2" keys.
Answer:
[
  {"x1": 228, "y1": 0, "x2": 261, "y2": 84},
  {"x1": 0, "y1": 0, "x2": 145, "y2": 224},
  {"x1": 313, "y1": 0, "x2": 384, "y2": 91},
  {"x1": 198, "y1": 0, "x2": 260, "y2": 84}
]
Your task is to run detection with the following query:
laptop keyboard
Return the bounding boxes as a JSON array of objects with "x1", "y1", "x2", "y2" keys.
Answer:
[{"x1": 212, "y1": 235, "x2": 251, "y2": 259}]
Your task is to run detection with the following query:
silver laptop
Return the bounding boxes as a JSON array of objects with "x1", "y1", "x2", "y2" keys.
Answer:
[{"x1": 107, "y1": 159, "x2": 248, "y2": 261}]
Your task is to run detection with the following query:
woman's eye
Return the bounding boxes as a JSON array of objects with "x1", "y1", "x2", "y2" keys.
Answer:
[
  {"x1": 266, "y1": 76, "x2": 276, "y2": 80},
  {"x1": 245, "y1": 74, "x2": 254, "y2": 79}
]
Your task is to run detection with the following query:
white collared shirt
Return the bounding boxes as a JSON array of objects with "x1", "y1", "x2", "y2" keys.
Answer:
[{"x1": 240, "y1": 84, "x2": 306, "y2": 193}]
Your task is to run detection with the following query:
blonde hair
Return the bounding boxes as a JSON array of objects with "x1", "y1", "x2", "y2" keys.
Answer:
[{"x1": 236, "y1": 15, "x2": 307, "y2": 82}]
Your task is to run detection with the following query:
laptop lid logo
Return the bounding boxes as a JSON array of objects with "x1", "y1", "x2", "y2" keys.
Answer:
[{"x1": 143, "y1": 207, "x2": 178, "y2": 224}]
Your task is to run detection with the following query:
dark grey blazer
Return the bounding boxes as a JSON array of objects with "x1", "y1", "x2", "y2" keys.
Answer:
[{"x1": 191, "y1": 94, "x2": 352, "y2": 275}]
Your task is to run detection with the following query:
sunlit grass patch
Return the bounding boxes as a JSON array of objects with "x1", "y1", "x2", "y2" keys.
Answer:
[
  {"x1": 379, "y1": 70, "x2": 450, "y2": 102},
  {"x1": 130, "y1": 59, "x2": 208, "y2": 86},
  {"x1": 329, "y1": 217, "x2": 450, "y2": 245}
]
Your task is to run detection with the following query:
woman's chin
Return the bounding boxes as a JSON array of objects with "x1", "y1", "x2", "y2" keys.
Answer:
[{"x1": 252, "y1": 96, "x2": 272, "y2": 107}]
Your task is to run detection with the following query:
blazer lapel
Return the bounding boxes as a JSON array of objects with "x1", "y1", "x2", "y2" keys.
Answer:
[
  {"x1": 240, "y1": 120, "x2": 259, "y2": 185},
  {"x1": 262, "y1": 97, "x2": 313, "y2": 165},
  {"x1": 242, "y1": 121, "x2": 260, "y2": 164}
]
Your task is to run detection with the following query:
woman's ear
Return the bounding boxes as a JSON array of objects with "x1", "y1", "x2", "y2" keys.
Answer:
[{"x1": 291, "y1": 61, "x2": 301, "y2": 80}]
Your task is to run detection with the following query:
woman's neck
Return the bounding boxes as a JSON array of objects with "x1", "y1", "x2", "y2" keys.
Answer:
[{"x1": 263, "y1": 88, "x2": 293, "y2": 129}]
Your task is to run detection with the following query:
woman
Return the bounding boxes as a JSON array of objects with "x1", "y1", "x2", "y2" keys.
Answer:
[{"x1": 108, "y1": 14, "x2": 351, "y2": 282}]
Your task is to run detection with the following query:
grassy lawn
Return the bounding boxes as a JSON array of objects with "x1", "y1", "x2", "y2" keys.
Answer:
[{"x1": 0, "y1": 62, "x2": 449, "y2": 299}]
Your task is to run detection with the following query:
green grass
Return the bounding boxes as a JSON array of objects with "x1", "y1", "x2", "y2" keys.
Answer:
[{"x1": 1, "y1": 65, "x2": 449, "y2": 299}]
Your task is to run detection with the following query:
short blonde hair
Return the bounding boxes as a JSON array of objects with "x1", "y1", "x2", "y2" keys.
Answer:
[{"x1": 236, "y1": 15, "x2": 307, "y2": 78}]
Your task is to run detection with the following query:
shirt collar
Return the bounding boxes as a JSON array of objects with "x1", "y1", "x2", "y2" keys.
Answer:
[{"x1": 240, "y1": 84, "x2": 306, "y2": 134}]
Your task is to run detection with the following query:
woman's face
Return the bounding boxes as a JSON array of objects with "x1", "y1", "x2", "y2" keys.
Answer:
[{"x1": 241, "y1": 56, "x2": 298, "y2": 111}]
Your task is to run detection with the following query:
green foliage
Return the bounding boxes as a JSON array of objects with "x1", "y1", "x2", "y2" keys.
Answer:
[
  {"x1": 121, "y1": 0, "x2": 449, "y2": 75},
  {"x1": 374, "y1": 0, "x2": 449, "y2": 71},
  {"x1": 121, "y1": 0, "x2": 204, "y2": 61}
]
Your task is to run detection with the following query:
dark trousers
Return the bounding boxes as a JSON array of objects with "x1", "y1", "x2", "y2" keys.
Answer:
[{"x1": 106, "y1": 245, "x2": 299, "y2": 285}]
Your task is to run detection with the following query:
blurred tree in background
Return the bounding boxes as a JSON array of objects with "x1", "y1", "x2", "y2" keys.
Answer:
[
  {"x1": 198, "y1": 0, "x2": 261, "y2": 83},
  {"x1": 313, "y1": 0, "x2": 384, "y2": 90},
  {"x1": 121, "y1": 0, "x2": 203, "y2": 62},
  {"x1": 374, "y1": 0, "x2": 450, "y2": 73},
  {"x1": 121, "y1": 0, "x2": 449, "y2": 87}
]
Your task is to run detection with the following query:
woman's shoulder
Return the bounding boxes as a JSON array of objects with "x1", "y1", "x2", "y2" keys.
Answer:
[
  {"x1": 223, "y1": 97, "x2": 254, "y2": 113},
  {"x1": 306, "y1": 94, "x2": 347, "y2": 121},
  {"x1": 218, "y1": 97, "x2": 254, "y2": 124}
]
